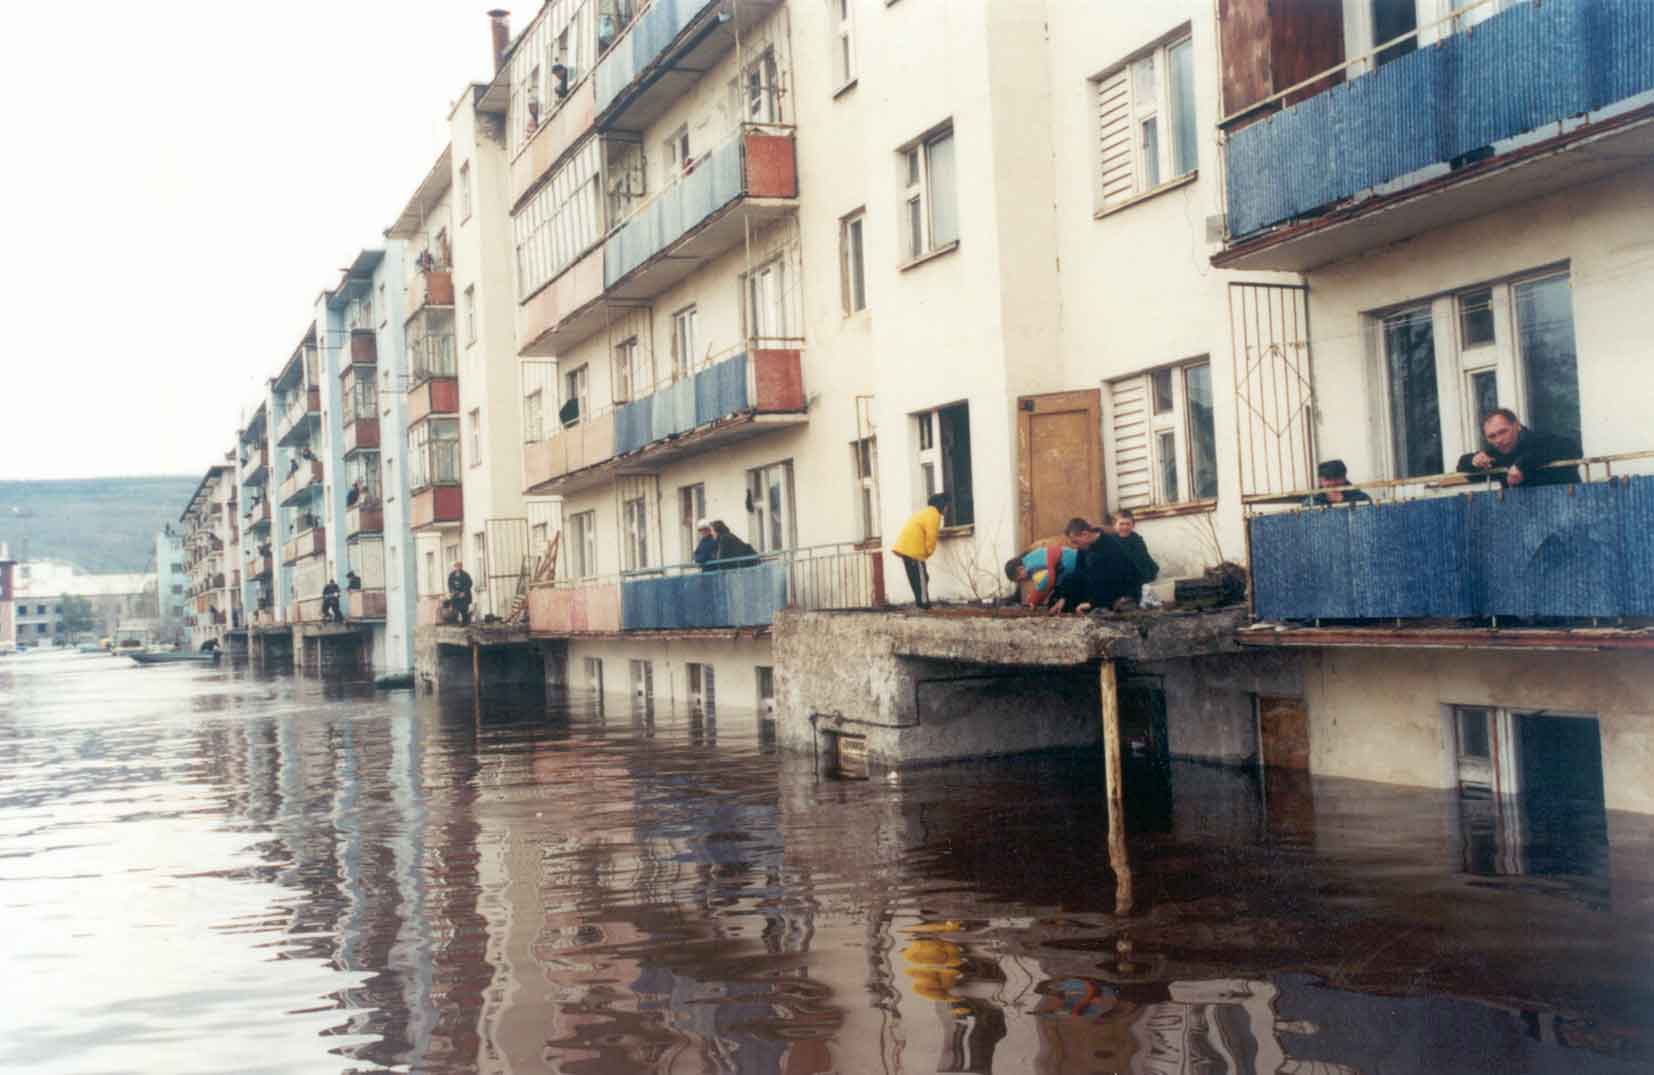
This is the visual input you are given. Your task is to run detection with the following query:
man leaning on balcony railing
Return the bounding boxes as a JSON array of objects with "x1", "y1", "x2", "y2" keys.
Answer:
[{"x1": 1456, "y1": 409, "x2": 1580, "y2": 489}]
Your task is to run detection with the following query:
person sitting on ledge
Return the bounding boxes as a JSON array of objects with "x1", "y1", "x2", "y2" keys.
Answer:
[
  {"x1": 1456, "y1": 408, "x2": 1580, "y2": 488},
  {"x1": 1308, "y1": 459, "x2": 1373, "y2": 507},
  {"x1": 1049, "y1": 518, "x2": 1144, "y2": 615},
  {"x1": 1005, "y1": 538, "x2": 1077, "y2": 609}
]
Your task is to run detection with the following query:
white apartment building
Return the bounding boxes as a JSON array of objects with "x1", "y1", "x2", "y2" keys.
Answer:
[
  {"x1": 180, "y1": 463, "x2": 239, "y2": 650},
  {"x1": 155, "y1": 526, "x2": 188, "y2": 643}
]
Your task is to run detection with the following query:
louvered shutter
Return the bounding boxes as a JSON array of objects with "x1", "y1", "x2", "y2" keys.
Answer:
[
  {"x1": 1096, "y1": 69, "x2": 1136, "y2": 208},
  {"x1": 1110, "y1": 377, "x2": 1154, "y2": 509}
]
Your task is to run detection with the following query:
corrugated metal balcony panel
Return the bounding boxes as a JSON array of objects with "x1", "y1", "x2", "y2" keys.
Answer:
[
  {"x1": 604, "y1": 136, "x2": 745, "y2": 287},
  {"x1": 595, "y1": 0, "x2": 718, "y2": 118},
  {"x1": 613, "y1": 354, "x2": 753, "y2": 456},
  {"x1": 620, "y1": 561, "x2": 787, "y2": 630},
  {"x1": 1250, "y1": 478, "x2": 1654, "y2": 621},
  {"x1": 1226, "y1": 0, "x2": 1654, "y2": 238}
]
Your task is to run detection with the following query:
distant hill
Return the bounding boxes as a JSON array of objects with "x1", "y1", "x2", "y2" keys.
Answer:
[{"x1": 0, "y1": 476, "x2": 200, "y2": 573}]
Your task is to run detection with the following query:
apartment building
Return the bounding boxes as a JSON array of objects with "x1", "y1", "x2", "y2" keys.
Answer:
[
  {"x1": 0, "y1": 545, "x2": 14, "y2": 648},
  {"x1": 180, "y1": 462, "x2": 239, "y2": 650},
  {"x1": 1205, "y1": 0, "x2": 1654, "y2": 822},
  {"x1": 155, "y1": 526, "x2": 188, "y2": 643},
  {"x1": 234, "y1": 406, "x2": 274, "y2": 631}
]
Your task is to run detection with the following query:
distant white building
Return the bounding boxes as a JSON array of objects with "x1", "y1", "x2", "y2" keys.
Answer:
[
  {"x1": 11, "y1": 559, "x2": 153, "y2": 643},
  {"x1": 155, "y1": 527, "x2": 187, "y2": 643}
]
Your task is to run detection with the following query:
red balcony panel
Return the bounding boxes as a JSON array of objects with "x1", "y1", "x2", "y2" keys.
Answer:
[
  {"x1": 408, "y1": 269, "x2": 454, "y2": 313},
  {"x1": 344, "y1": 418, "x2": 381, "y2": 453},
  {"x1": 411, "y1": 485, "x2": 463, "y2": 530},
  {"x1": 528, "y1": 581, "x2": 622, "y2": 635},
  {"x1": 346, "y1": 505, "x2": 383, "y2": 537},
  {"x1": 752, "y1": 349, "x2": 805, "y2": 411},
  {"x1": 744, "y1": 130, "x2": 799, "y2": 199},
  {"x1": 348, "y1": 329, "x2": 377, "y2": 365},
  {"x1": 408, "y1": 377, "x2": 460, "y2": 423},
  {"x1": 281, "y1": 527, "x2": 326, "y2": 565}
]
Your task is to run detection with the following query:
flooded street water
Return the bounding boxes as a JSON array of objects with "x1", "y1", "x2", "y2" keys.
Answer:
[{"x1": 2, "y1": 649, "x2": 1652, "y2": 1074}]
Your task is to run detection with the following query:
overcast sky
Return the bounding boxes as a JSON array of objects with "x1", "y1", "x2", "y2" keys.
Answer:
[{"x1": 0, "y1": 1, "x2": 502, "y2": 481}]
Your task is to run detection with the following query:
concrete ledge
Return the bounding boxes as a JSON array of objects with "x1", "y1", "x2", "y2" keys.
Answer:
[
  {"x1": 422, "y1": 624, "x2": 534, "y2": 648},
  {"x1": 293, "y1": 623, "x2": 371, "y2": 639}
]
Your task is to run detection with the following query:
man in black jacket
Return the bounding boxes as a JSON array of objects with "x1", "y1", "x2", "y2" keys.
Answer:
[
  {"x1": 1050, "y1": 518, "x2": 1145, "y2": 614},
  {"x1": 321, "y1": 579, "x2": 344, "y2": 624},
  {"x1": 1456, "y1": 409, "x2": 1580, "y2": 487},
  {"x1": 1112, "y1": 509, "x2": 1158, "y2": 584},
  {"x1": 709, "y1": 521, "x2": 759, "y2": 571},
  {"x1": 447, "y1": 561, "x2": 474, "y2": 625}
]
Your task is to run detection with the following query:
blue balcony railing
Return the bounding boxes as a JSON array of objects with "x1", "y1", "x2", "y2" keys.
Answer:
[
  {"x1": 605, "y1": 133, "x2": 746, "y2": 287},
  {"x1": 1249, "y1": 475, "x2": 1654, "y2": 621},
  {"x1": 594, "y1": 0, "x2": 720, "y2": 120},
  {"x1": 1225, "y1": 0, "x2": 1654, "y2": 239},
  {"x1": 618, "y1": 543, "x2": 883, "y2": 631}
]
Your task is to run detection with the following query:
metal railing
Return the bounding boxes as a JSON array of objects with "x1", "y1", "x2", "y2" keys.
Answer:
[{"x1": 622, "y1": 541, "x2": 882, "y2": 612}]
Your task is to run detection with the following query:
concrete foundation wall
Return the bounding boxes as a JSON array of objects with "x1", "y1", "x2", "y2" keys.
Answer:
[
  {"x1": 1303, "y1": 647, "x2": 1654, "y2": 813},
  {"x1": 1148, "y1": 650, "x2": 1305, "y2": 764},
  {"x1": 563, "y1": 635, "x2": 775, "y2": 712}
]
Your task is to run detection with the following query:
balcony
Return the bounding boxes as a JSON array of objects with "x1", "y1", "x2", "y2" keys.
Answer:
[
  {"x1": 239, "y1": 446, "x2": 269, "y2": 485},
  {"x1": 346, "y1": 503, "x2": 383, "y2": 538},
  {"x1": 290, "y1": 598, "x2": 325, "y2": 625},
  {"x1": 250, "y1": 553, "x2": 274, "y2": 579},
  {"x1": 411, "y1": 485, "x2": 463, "y2": 531},
  {"x1": 244, "y1": 500, "x2": 271, "y2": 531},
  {"x1": 344, "y1": 417, "x2": 380, "y2": 454},
  {"x1": 617, "y1": 544, "x2": 883, "y2": 632},
  {"x1": 594, "y1": 0, "x2": 779, "y2": 132},
  {"x1": 1248, "y1": 476, "x2": 1654, "y2": 622},
  {"x1": 1218, "y1": 0, "x2": 1654, "y2": 271},
  {"x1": 278, "y1": 459, "x2": 324, "y2": 506},
  {"x1": 417, "y1": 595, "x2": 444, "y2": 626},
  {"x1": 408, "y1": 371, "x2": 460, "y2": 424},
  {"x1": 281, "y1": 527, "x2": 326, "y2": 565},
  {"x1": 346, "y1": 328, "x2": 378, "y2": 366},
  {"x1": 275, "y1": 387, "x2": 321, "y2": 447},
  {"x1": 511, "y1": 78, "x2": 598, "y2": 206},
  {"x1": 520, "y1": 128, "x2": 798, "y2": 357},
  {"x1": 527, "y1": 578, "x2": 623, "y2": 635},
  {"x1": 523, "y1": 410, "x2": 617, "y2": 493},
  {"x1": 407, "y1": 269, "x2": 454, "y2": 316},
  {"x1": 348, "y1": 589, "x2": 387, "y2": 621}
]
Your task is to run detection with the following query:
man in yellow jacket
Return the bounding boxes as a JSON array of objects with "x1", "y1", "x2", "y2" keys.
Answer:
[{"x1": 891, "y1": 493, "x2": 950, "y2": 609}]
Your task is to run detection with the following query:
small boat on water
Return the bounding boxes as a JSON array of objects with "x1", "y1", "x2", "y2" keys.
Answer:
[{"x1": 127, "y1": 650, "x2": 221, "y2": 666}]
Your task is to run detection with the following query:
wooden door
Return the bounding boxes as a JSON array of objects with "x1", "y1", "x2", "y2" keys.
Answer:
[
  {"x1": 1257, "y1": 695, "x2": 1310, "y2": 769},
  {"x1": 1017, "y1": 390, "x2": 1103, "y2": 548}
]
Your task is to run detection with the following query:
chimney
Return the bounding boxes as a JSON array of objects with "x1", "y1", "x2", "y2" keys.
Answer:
[{"x1": 488, "y1": 10, "x2": 511, "y2": 73}]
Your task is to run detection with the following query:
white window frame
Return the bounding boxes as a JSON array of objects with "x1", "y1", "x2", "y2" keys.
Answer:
[
  {"x1": 459, "y1": 161, "x2": 473, "y2": 223},
  {"x1": 756, "y1": 665, "x2": 776, "y2": 716},
  {"x1": 630, "y1": 658, "x2": 654, "y2": 703},
  {"x1": 1106, "y1": 358, "x2": 1217, "y2": 512},
  {"x1": 1371, "y1": 267, "x2": 1578, "y2": 481},
  {"x1": 614, "y1": 336, "x2": 648, "y2": 402},
  {"x1": 670, "y1": 305, "x2": 699, "y2": 380},
  {"x1": 745, "y1": 49, "x2": 781, "y2": 124},
  {"x1": 665, "y1": 125, "x2": 691, "y2": 179},
  {"x1": 569, "y1": 510, "x2": 598, "y2": 578},
  {"x1": 852, "y1": 436, "x2": 879, "y2": 540},
  {"x1": 746, "y1": 460, "x2": 797, "y2": 554},
  {"x1": 1092, "y1": 30, "x2": 1197, "y2": 213},
  {"x1": 678, "y1": 482, "x2": 707, "y2": 561},
  {"x1": 524, "y1": 389, "x2": 545, "y2": 444},
  {"x1": 687, "y1": 662, "x2": 716, "y2": 714},
  {"x1": 467, "y1": 408, "x2": 482, "y2": 467},
  {"x1": 563, "y1": 364, "x2": 590, "y2": 428},
  {"x1": 622, "y1": 494, "x2": 651, "y2": 571},
  {"x1": 744, "y1": 258, "x2": 787, "y2": 344},
  {"x1": 583, "y1": 655, "x2": 604, "y2": 694},
  {"x1": 912, "y1": 402, "x2": 973, "y2": 525},
  {"x1": 898, "y1": 124, "x2": 958, "y2": 263},
  {"x1": 840, "y1": 209, "x2": 867, "y2": 315},
  {"x1": 830, "y1": 0, "x2": 856, "y2": 89},
  {"x1": 464, "y1": 285, "x2": 477, "y2": 346}
]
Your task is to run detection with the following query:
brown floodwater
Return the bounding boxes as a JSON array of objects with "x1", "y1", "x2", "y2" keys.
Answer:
[{"x1": 1, "y1": 648, "x2": 1651, "y2": 1074}]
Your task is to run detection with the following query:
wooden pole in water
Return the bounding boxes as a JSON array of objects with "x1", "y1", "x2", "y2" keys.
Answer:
[{"x1": 1100, "y1": 659, "x2": 1133, "y2": 915}]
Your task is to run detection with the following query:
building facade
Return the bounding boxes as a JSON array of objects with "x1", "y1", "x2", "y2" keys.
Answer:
[
  {"x1": 155, "y1": 526, "x2": 188, "y2": 643},
  {"x1": 180, "y1": 464, "x2": 239, "y2": 651}
]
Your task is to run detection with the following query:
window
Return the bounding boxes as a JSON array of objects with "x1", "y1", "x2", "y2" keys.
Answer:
[
  {"x1": 1093, "y1": 31, "x2": 1196, "y2": 212},
  {"x1": 665, "y1": 126, "x2": 691, "y2": 177},
  {"x1": 472, "y1": 532, "x2": 488, "y2": 594},
  {"x1": 629, "y1": 658, "x2": 654, "y2": 703},
  {"x1": 409, "y1": 417, "x2": 460, "y2": 489},
  {"x1": 831, "y1": 0, "x2": 856, "y2": 87},
  {"x1": 747, "y1": 460, "x2": 796, "y2": 553},
  {"x1": 622, "y1": 494, "x2": 651, "y2": 571},
  {"x1": 914, "y1": 403, "x2": 974, "y2": 526},
  {"x1": 569, "y1": 511, "x2": 598, "y2": 578},
  {"x1": 512, "y1": 139, "x2": 603, "y2": 301},
  {"x1": 459, "y1": 161, "x2": 472, "y2": 223},
  {"x1": 1108, "y1": 360, "x2": 1217, "y2": 510},
  {"x1": 467, "y1": 409, "x2": 482, "y2": 467},
  {"x1": 424, "y1": 550, "x2": 436, "y2": 593},
  {"x1": 840, "y1": 210, "x2": 867, "y2": 314},
  {"x1": 614, "y1": 336, "x2": 649, "y2": 402},
  {"x1": 679, "y1": 483, "x2": 707, "y2": 561},
  {"x1": 563, "y1": 365, "x2": 590, "y2": 427},
  {"x1": 756, "y1": 666, "x2": 776, "y2": 716},
  {"x1": 687, "y1": 663, "x2": 716, "y2": 714},
  {"x1": 524, "y1": 389, "x2": 544, "y2": 443},
  {"x1": 744, "y1": 259, "x2": 787, "y2": 343},
  {"x1": 1377, "y1": 271, "x2": 1580, "y2": 479},
  {"x1": 852, "y1": 437, "x2": 879, "y2": 540},
  {"x1": 670, "y1": 305, "x2": 699, "y2": 380},
  {"x1": 583, "y1": 656, "x2": 604, "y2": 694},
  {"x1": 745, "y1": 50, "x2": 781, "y2": 123},
  {"x1": 1372, "y1": 0, "x2": 1418, "y2": 67},
  {"x1": 464, "y1": 285, "x2": 477, "y2": 346},
  {"x1": 899, "y1": 126, "x2": 958, "y2": 261}
]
